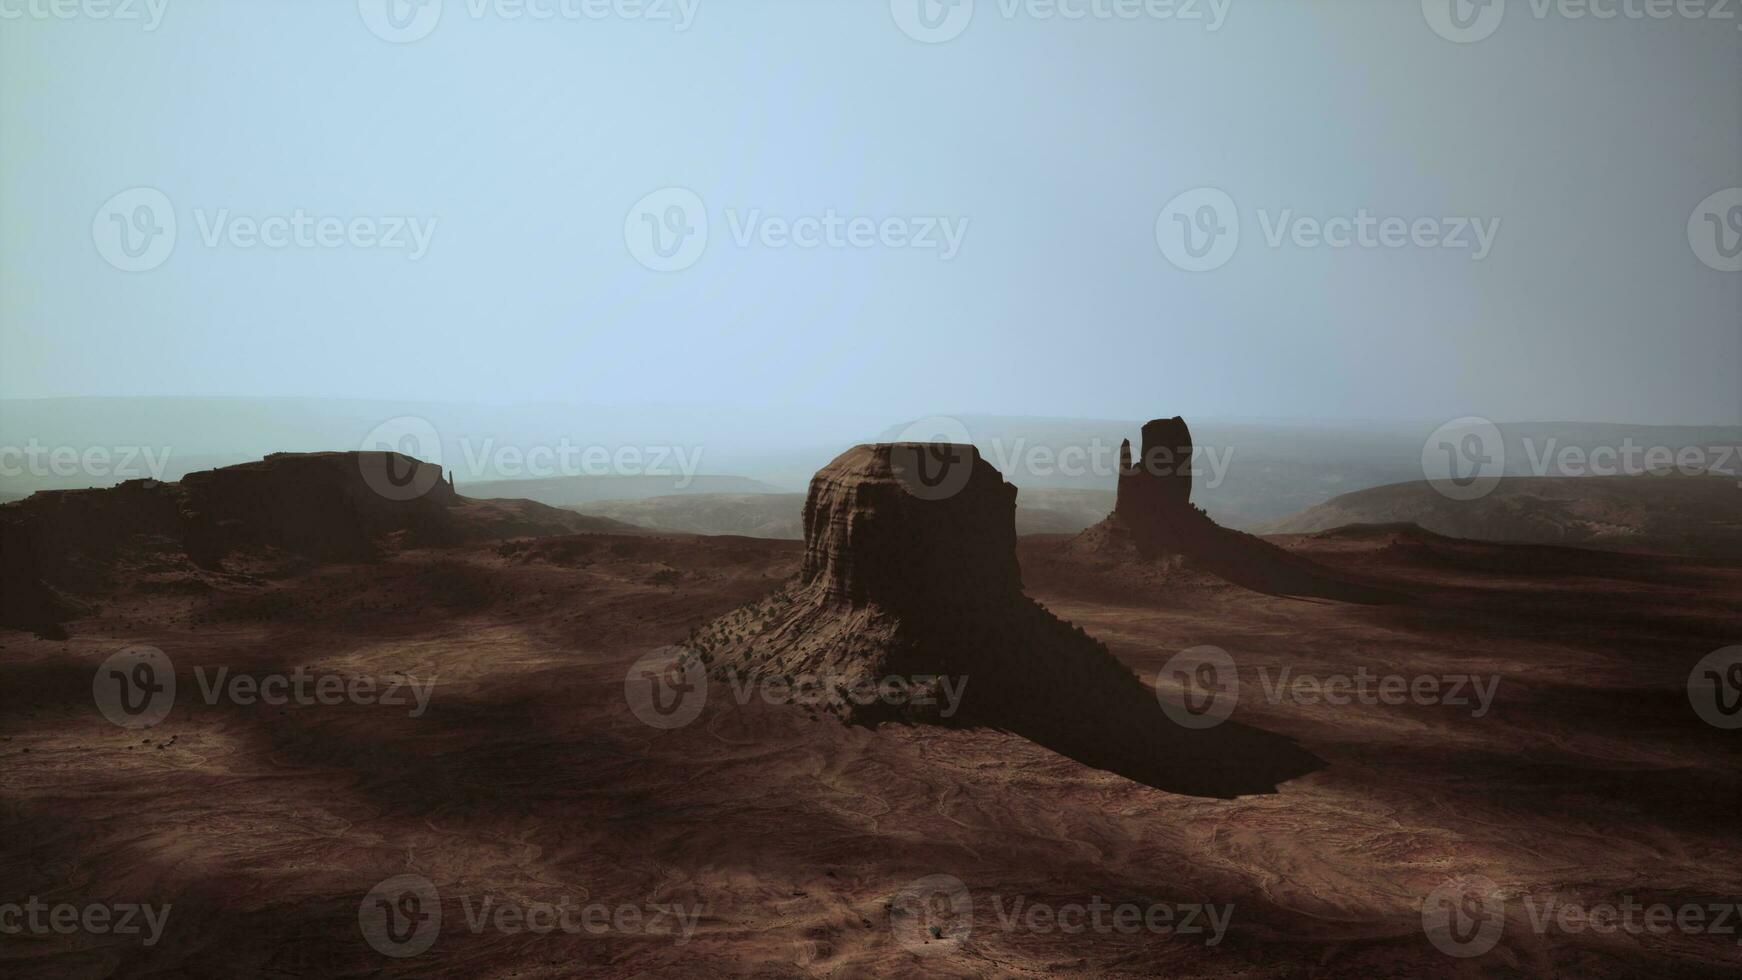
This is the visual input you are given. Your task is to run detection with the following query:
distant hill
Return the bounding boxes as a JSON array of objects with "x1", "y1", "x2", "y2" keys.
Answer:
[
  {"x1": 1010, "y1": 489, "x2": 1119, "y2": 535},
  {"x1": 1259, "y1": 474, "x2": 1742, "y2": 558},
  {"x1": 576, "y1": 493, "x2": 807, "y2": 538},
  {"x1": 461, "y1": 474, "x2": 786, "y2": 507},
  {"x1": 573, "y1": 488, "x2": 1119, "y2": 539}
]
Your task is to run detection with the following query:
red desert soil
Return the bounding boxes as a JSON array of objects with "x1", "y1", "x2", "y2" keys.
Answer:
[{"x1": 3, "y1": 526, "x2": 1740, "y2": 977}]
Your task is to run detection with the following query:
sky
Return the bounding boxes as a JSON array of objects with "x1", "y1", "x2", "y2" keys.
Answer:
[{"x1": 2, "y1": 0, "x2": 1738, "y2": 425}]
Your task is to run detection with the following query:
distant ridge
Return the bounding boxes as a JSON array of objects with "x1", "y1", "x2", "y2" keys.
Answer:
[
  {"x1": 1260, "y1": 473, "x2": 1742, "y2": 559},
  {"x1": 0, "y1": 451, "x2": 635, "y2": 634}
]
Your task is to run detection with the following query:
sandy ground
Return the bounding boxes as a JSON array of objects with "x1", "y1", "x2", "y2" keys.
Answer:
[{"x1": 2, "y1": 529, "x2": 1739, "y2": 977}]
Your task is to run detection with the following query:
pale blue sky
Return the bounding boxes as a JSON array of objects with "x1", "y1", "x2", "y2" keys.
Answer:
[{"x1": 3, "y1": 0, "x2": 1738, "y2": 424}]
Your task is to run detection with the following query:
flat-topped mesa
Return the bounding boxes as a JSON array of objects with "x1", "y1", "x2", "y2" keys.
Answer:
[
  {"x1": 1114, "y1": 416, "x2": 1196, "y2": 542},
  {"x1": 801, "y1": 443, "x2": 1020, "y2": 610},
  {"x1": 179, "y1": 451, "x2": 460, "y2": 564}
]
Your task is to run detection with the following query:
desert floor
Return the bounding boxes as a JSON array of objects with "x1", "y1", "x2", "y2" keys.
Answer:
[{"x1": 3, "y1": 529, "x2": 1739, "y2": 977}]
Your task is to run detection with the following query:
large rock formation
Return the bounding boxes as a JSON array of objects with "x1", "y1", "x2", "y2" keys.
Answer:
[
  {"x1": 1113, "y1": 415, "x2": 1200, "y2": 553},
  {"x1": 684, "y1": 443, "x2": 1324, "y2": 797},
  {"x1": 1074, "y1": 417, "x2": 1401, "y2": 602},
  {"x1": 0, "y1": 451, "x2": 617, "y2": 634},
  {"x1": 179, "y1": 452, "x2": 459, "y2": 564}
]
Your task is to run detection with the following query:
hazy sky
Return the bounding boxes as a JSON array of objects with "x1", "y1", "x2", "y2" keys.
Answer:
[{"x1": 3, "y1": 0, "x2": 1737, "y2": 424}]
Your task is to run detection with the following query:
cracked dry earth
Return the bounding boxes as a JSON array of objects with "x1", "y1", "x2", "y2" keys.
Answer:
[{"x1": 2, "y1": 528, "x2": 1739, "y2": 977}]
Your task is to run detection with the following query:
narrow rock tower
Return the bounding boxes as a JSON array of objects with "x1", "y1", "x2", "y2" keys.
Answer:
[
  {"x1": 1114, "y1": 415, "x2": 1196, "y2": 547},
  {"x1": 1073, "y1": 416, "x2": 1402, "y2": 603}
]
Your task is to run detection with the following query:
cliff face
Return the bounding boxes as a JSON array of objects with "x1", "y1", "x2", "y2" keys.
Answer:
[{"x1": 801, "y1": 443, "x2": 1020, "y2": 611}]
